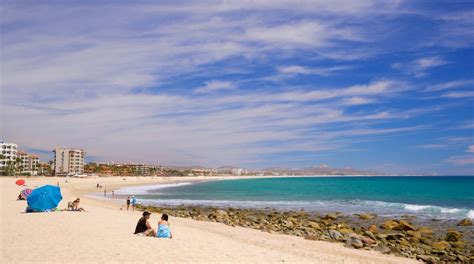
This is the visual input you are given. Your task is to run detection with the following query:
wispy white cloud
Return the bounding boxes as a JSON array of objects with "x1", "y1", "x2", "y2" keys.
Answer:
[
  {"x1": 413, "y1": 144, "x2": 446, "y2": 149},
  {"x1": 439, "y1": 91, "x2": 474, "y2": 98},
  {"x1": 277, "y1": 65, "x2": 353, "y2": 76},
  {"x1": 426, "y1": 79, "x2": 474, "y2": 92},
  {"x1": 195, "y1": 80, "x2": 235, "y2": 93},
  {"x1": 342, "y1": 97, "x2": 375, "y2": 106},
  {"x1": 445, "y1": 155, "x2": 474, "y2": 166},
  {"x1": 467, "y1": 145, "x2": 474, "y2": 153},
  {"x1": 392, "y1": 56, "x2": 448, "y2": 77}
]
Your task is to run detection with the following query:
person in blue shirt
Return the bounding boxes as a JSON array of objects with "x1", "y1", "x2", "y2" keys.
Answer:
[
  {"x1": 130, "y1": 196, "x2": 136, "y2": 211},
  {"x1": 157, "y1": 214, "x2": 172, "y2": 239}
]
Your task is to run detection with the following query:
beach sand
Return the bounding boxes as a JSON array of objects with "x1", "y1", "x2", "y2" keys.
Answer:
[{"x1": 0, "y1": 176, "x2": 417, "y2": 263}]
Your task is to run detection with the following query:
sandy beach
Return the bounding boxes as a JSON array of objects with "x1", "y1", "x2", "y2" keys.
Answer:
[{"x1": 0, "y1": 176, "x2": 417, "y2": 263}]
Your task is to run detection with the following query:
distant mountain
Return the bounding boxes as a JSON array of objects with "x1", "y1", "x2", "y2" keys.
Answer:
[{"x1": 262, "y1": 164, "x2": 384, "y2": 176}]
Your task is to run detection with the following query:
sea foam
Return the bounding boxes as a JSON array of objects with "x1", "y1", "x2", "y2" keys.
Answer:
[{"x1": 113, "y1": 182, "x2": 192, "y2": 195}]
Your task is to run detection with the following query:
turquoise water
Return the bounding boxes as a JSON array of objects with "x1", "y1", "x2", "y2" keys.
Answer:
[{"x1": 122, "y1": 176, "x2": 474, "y2": 220}]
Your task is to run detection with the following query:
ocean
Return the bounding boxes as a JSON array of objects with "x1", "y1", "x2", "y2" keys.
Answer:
[{"x1": 115, "y1": 176, "x2": 474, "y2": 220}]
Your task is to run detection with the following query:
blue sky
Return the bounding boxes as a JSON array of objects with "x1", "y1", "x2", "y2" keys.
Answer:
[{"x1": 1, "y1": 0, "x2": 473, "y2": 174}]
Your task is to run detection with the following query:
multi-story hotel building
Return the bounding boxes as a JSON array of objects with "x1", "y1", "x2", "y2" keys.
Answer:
[
  {"x1": 0, "y1": 141, "x2": 18, "y2": 169},
  {"x1": 17, "y1": 150, "x2": 40, "y2": 175},
  {"x1": 53, "y1": 147, "x2": 85, "y2": 176}
]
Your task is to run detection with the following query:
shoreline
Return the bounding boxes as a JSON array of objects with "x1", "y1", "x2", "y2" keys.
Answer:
[
  {"x1": 106, "y1": 176, "x2": 473, "y2": 221},
  {"x1": 1, "y1": 176, "x2": 421, "y2": 263}
]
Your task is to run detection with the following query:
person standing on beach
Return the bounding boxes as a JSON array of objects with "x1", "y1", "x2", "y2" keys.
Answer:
[
  {"x1": 112, "y1": 190, "x2": 114, "y2": 198},
  {"x1": 104, "y1": 188, "x2": 107, "y2": 197},
  {"x1": 97, "y1": 183, "x2": 99, "y2": 188},
  {"x1": 126, "y1": 197, "x2": 131, "y2": 210},
  {"x1": 131, "y1": 196, "x2": 136, "y2": 211}
]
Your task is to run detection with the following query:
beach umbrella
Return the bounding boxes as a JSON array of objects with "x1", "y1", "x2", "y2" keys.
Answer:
[
  {"x1": 27, "y1": 185, "x2": 62, "y2": 211},
  {"x1": 16, "y1": 179, "x2": 25, "y2": 186},
  {"x1": 20, "y1": 188, "x2": 33, "y2": 199}
]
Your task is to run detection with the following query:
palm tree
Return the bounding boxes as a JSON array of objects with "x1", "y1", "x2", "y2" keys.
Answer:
[{"x1": 16, "y1": 157, "x2": 23, "y2": 174}]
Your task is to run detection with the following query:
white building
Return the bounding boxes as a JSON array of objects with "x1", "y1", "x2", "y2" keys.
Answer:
[
  {"x1": 18, "y1": 150, "x2": 40, "y2": 175},
  {"x1": 53, "y1": 147, "x2": 85, "y2": 176},
  {"x1": 0, "y1": 141, "x2": 18, "y2": 169}
]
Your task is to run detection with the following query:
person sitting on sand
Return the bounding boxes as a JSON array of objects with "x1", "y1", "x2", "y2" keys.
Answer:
[
  {"x1": 134, "y1": 211, "x2": 156, "y2": 237},
  {"x1": 72, "y1": 198, "x2": 80, "y2": 210},
  {"x1": 157, "y1": 214, "x2": 172, "y2": 239},
  {"x1": 66, "y1": 198, "x2": 85, "y2": 212}
]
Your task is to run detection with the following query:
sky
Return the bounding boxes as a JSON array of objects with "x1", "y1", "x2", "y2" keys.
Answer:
[{"x1": 1, "y1": 0, "x2": 473, "y2": 175}]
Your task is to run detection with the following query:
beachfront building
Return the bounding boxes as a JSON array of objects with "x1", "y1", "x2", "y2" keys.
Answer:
[
  {"x1": 17, "y1": 150, "x2": 40, "y2": 175},
  {"x1": 0, "y1": 141, "x2": 18, "y2": 170},
  {"x1": 53, "y1": 147, "x2": 85, "y2": 176},
  {"x1": 131, "y1": 164, "x2": 150, "y2": 176}
]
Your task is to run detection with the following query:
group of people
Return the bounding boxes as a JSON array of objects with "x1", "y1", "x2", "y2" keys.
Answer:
[
  {"x1": 126, "y1": 196, "x2": 136, "y2": 210},
  {"x1": 134, "y1": 211, "x2": 172, "y2": 239}
]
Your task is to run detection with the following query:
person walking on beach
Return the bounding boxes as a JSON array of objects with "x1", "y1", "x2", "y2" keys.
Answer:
[
  {"x1": 157, "y1": 214, "x2": 172, "y2": 239},
  {"x1": 112, "y1": 190, "x2": 114, "y2": 198},
  {"x1": 131, "y1": 196, "x2": 137, "y2": 211},
  {"x1": 126, "y1": 197, "x2": 131, "y2": 210},
  {"x1": 97, "y1": 183, "x2": 99, "y2": 188},
  {"x1": 134, "y1": 211, "x2": 156, "y2": 237},
  {"x1": 104, "y1": 188, "x2": 107, "y2": 197}
]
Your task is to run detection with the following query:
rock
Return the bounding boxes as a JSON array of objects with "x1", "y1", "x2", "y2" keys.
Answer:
[
  {"x1": 432, "y1": 240, "x2": 451, "y2": 251},
  {"x1": 321, "y1": 219, "x2": 331, "y2": 226},
  {"x1": 417, "y1": 227, "x2": 434, "y2": 237},
  {"x1": 212, "y1": 210, "x2": 228, "y2": 219},
  {"x1": 450, "y1": 240, "x2": 465, "y2": 249},
  {"x1": 406, "y1": 230, "x2": 422, "y2": 238},
  {"x1": 346, "y1": 235, "x2": 364, "y2": 249},
  {"x1": 245, "y1": 215, "x2": 259, "y2": 223},
  {"x1": 364, "y1": 231, "x2": 377, "y2": 241},
  {"x1": 457, "y1": 218, "x2": 472, "y2": 226},
  {"x1": 373, "y1": 244, "x2": 391, "y2": 254},
  {"x1": 417, "y1": 254, "x2": 440, "y2": 264},
  {"x1": 456, "y1": 255, "x2": 468, "y2": 262},
  {"x1": 281, "y1": 220, "x2": 293, "y2": 229},
  {"x1": 329, "y1": 229, "x2": 344, "y2": 241},
  {"x1": 381, "y1": 220, "x2": 398, "y2": 230},
  {"x1": 445, "y1": 229, "x2": 462, "y2": 242},
  {"x1": 398, "y1": 239, "x2": 410, "y2": 247},
  {"x1": 393, "y1": 220, "x2": 416, "y2": 231},
  {"x1": 357, "y1": 213, "x2": 374, "y2": 220},
  {"x1": 361, "y1": 236, "x2": 377, "y2": 245},
  {"x1": 304, "y1": 235, "x2": 319, "y2": 241},
  {"x1": 323, "y1": 213, "x2": 337, "y2": 221},
  {"x1": 440, "y1": 255, "x2": 456, "y2": 262},
  {"x1": 386, "y1": 233, "x2": 405, "y2": 240},
  {"x1": 306, "y1": 221, "x2": 321, "y2": 230},
  {"x1": 415, "y1": 248, "x2": 425, "y2": 255},
  {"x1": 368, "y1": 224, "x2": 378, "y2": 233},
  {"x1": 419, "y1": 237, "x2": 432, "y2": 245},
  {"x1": 339, "y1": 227, "x2": 353, "y2": 234}
]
